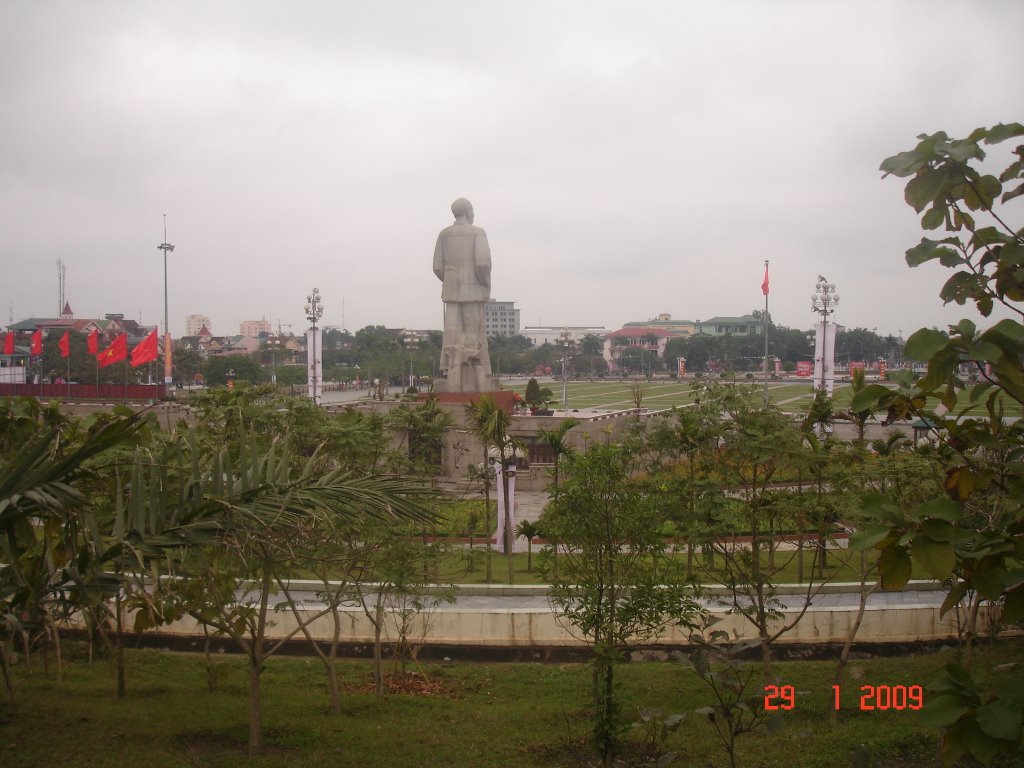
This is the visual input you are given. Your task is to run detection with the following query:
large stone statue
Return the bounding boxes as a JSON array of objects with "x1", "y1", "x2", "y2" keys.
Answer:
[{"x1": 433, "y1": 198, "x2": 492, "y2": 392}]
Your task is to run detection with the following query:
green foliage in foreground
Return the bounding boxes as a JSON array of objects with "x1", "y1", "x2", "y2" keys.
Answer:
[{"x1": 5, "y1": 641, "x2": 1024, "y2": 767}]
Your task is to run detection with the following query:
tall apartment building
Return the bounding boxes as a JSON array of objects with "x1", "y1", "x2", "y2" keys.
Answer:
[
  {"x1": 239, "y1": 317, "x2": 271, "y2": 337},
  {"x1": 185, "y1": 314, "x2": 212, "y2": 337},
  {"x1": 484, "y1": 299, "x2": 521, "y2": 337}
]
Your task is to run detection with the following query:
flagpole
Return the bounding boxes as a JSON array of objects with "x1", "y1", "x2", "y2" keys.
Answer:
[
  {"x1": 66, "y1": 349, "x2": 70, "y2": 401},
  {"x1": 763, "y1": 259, "x2": 770, "y2": 406}
]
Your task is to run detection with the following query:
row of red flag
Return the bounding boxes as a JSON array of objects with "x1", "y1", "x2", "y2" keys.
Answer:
[{"x1": 3, "y1": 328, "x2": 160, "y2": 368}]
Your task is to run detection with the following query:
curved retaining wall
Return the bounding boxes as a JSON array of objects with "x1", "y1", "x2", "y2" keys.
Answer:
[{"x1": 138, "y1": 581, "x2": 985, "y2": 649}]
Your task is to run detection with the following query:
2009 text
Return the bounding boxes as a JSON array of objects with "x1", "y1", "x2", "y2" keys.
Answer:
[{"x1": 763, "y1": 684, "x2": 923, "y2": 711}]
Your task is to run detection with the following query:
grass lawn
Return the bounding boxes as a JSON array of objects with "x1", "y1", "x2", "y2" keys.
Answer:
[
  {"x1": 514, "y1": 379, "x2": 1023, "y2": 419},
  {"x1": 4, "y1": 640, "x2": 1024, "y2": 767}
]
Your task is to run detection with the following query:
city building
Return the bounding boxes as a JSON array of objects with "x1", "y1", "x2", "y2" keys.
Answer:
[
  {"x1": 696, "y1": 315, "x2": 763, "y2": 336},
  {"x1": 601, "y1": 313, "x2": 765, "y2": 370},
  {"x1": 8, "y1": 307, "x2": 150, "y2": 346},
  {"x1": 622, "y1": 314, "x2": 698, "y2": 336},
  {"x1": 239, "y1": 317, "x2": 271, "y2": 338},
  {"x1": 601, "y1": 314, "x2": 694, "y2": 370},
  {"x1": 185, "y1": 314, "x2": 212, "y2": 337},
  {"x1": 484, "y1": 299, "x2": 521, "y2": 337},
  {"x1": 521, "y1": 326, "x2": 607, "y2": 347}
]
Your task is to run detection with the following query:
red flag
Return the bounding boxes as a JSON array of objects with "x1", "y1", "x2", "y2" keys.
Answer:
[
  {"x1": 97, "y1": 334, "x2": 127, "y2": 368},
  {"x1": 31, "y1": 329, "x2": 42, "y2": 355},
  {"x1": 87, "y1": 328, "x2": 99, "y2": 355},
  {"x1": 3, "y1": 332, "x2": 13, "y2": 355},
  {"x1": 761, "y1": 264, "x2": 770, "y2": 296},
  {"x1": 59, "y1": 331, "x2": 70, "y2": 358},
  {"x1": 130, "y1": 329, "x2": 159, "y2": 367}
]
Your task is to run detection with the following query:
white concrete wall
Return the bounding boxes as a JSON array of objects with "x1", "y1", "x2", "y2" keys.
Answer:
[{"x1": 121, "y1": 585, "x2": 983, "y2": 649}]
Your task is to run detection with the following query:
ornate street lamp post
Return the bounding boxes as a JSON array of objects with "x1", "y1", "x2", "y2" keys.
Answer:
[
  {"x1": 305, "y1": 288, "x2": 324, "y2": 404},
  {"x1": 811, "y1": 276, "x2": 840, "y2": 395}
]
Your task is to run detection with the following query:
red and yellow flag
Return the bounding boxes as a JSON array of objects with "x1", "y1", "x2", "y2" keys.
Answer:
[
  {"x1": 87, "y1": 328, "x2": 99, "y2": 355},
  {"x1": 761, "y1": 264, "x2": 770, "y2": 296},
  {"x1": 130, "y1": 329, "x2": 159, "y2": 368},
  {"x1": 97, "y1": 334, "x2": 128, "y2": 368},
  {"x1": 31, "y1": 329, "x2": 42, "y2": 355},
  {"x1": 59, "y1": 331, "x2": 70, "y2": 358},
  {"x1": 3, "y1": 331, "x2": 13, "y2": 355}
]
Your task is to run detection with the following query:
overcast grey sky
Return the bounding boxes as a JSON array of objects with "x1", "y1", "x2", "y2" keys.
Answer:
[{"x1": 2, "y1": 1, "x2": 1021, "y2": 339}]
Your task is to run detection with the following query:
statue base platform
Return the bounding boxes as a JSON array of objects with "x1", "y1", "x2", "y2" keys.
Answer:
[{"x1": 423, "y1": 389, "x2": 516, "y2": 413}]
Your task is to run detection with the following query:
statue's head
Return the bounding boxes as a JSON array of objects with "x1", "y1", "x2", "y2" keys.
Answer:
[{"x1": 451, "y1": 198, "x2": 474, "y2": 224}]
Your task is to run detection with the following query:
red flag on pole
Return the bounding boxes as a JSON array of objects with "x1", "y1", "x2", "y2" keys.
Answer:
[
  {"x1": 130, "y1": 329, "x2": 159, "y2": 367},
  {"x1": 97, "y1": 334, "x2": 128, "y2": 368},
  {"x1": 31, "y1": 329, "x2": 42, "y2": 355},
  {"x1": 59, "y1": 331, "x2": 70, "y2": 358},
  {"x1": 3, "y1": 332, "x2": 13, "y2": 355},
  {"x1": 761, "y1": 264, "x2": 770, "y2": 296},
  {"x1": 87, "y1": 328, "x2": 99, "y2": 355}
]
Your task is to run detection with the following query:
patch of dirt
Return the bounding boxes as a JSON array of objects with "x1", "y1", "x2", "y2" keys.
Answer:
[{"x1": 347, "y1": 671, "x2": 457, "y2": 697}]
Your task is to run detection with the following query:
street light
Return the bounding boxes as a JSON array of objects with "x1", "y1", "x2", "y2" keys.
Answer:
[
  {"x1": 560, "y1": 328, "x2": 572, "y2": 414},
  {"x1": 811, "y1": 275, "x2": 840, "y2": 394},
  {"x1": 403, "y1": 330, "x2": 419, "y2": 390},
  {"x1": 305, "y1": 288, "x2": 324, "y2": 404},
  {"x1": 157, "y1": 215, "x2": 174, "y2": 386}
]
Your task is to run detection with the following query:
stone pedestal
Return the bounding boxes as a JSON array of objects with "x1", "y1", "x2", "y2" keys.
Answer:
[
  {"x1": 426, "y1": 389, "x2": 516, "y2": 413},
  {"x1": 433, "y1": 376, "x2": 500, "y2": 394}
]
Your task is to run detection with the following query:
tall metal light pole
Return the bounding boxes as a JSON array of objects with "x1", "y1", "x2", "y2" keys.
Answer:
[
  {"x1": 403, "y1": 330, "x2": 419, "y2": 390},
  {"x1": 305, "y1": 288, "x2": 324, "y2": 404},
  {"x1": 811, "y1": 276, "x2": 840, "y2": 395},
  {"x1": 762, "y1": 259, "x2": 770, "y2": 405},
  {"x1": 560, "y1": 328, "x2": 571, "y2": 415},
  {"x1": 157, "y1": 215, "x2": 175, "y2": 386}
]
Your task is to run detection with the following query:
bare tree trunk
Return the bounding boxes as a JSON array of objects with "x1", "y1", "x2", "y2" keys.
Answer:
[
  {"x1": 601, "y1": 657, "x2": 616, "y2": 767},
  {"x1": 280, "y1": 579, "x2": 346, "y2": 714},
  {"x1": 202, "y1": 625, "x2": 218, "y2": 693},
  {"x1": 248, "y1": 654, "x2": 263, "y2": 758},
  {"x1": 21, "y1": 628, "x2": 31, "y2": 675},
  {"x1": 374, "y1": 594, "x2": 385, "y2": 698},
  {"x1": 0, "y1": 643, "x2": 14, "y2": 703},
  {"x1": 832, "y1": 552, "x2": 877, "y2": 723},
  {"x1": 964, "y1": 596, "x2": 982, "y2": 667},
  {"x1": 50, "y1": 618, "x2": 63, "y2": 683},
  {"x1": 503, "y1": 469, "x2": 515, "y2": 586},
  {"x1": 326, "y1": 640, "x2": 341, "y2": 714},
  {"x1": 248, "y1": 563, "x2": 273, "y2": 758},
  {"x1": 115, "y1": 592, "x2": 126, "y2": 699}
]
